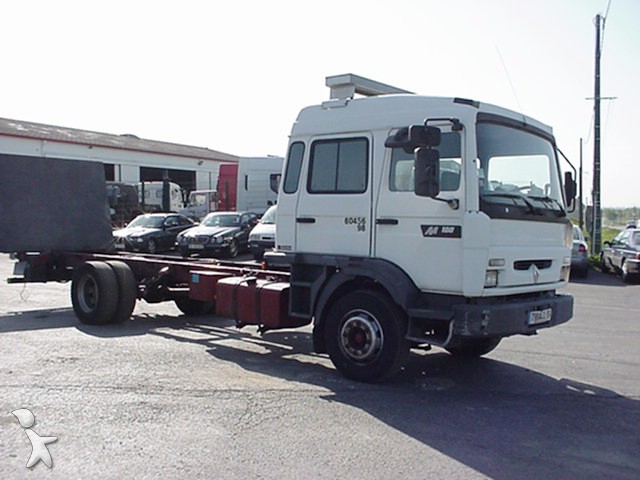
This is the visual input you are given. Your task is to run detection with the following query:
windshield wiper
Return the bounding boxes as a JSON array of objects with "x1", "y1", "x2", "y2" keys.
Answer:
[{"x1": 482, "y1": 193, "x2": 542, "y2": 215}]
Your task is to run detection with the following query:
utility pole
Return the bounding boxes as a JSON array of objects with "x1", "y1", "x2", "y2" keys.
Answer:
[
  {"x1": 579, "y1": 138, "x2": 583, "y2": 230},
  {"x1": 592, "y1": 13, "x2": 602, "y2": 254}
]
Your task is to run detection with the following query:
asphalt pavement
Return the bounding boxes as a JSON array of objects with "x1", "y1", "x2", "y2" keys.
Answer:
[{"x1": 0, "y1": 254, "x2": 638, "y2": 479}]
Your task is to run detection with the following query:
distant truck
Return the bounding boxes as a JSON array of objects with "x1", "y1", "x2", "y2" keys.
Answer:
[
  {"x1": 217, "y1": 156, "x2": 283, "y2": 214},
  {"x1": 106, "y1": 181, "x2": 143, "y2": 227},
  {"x1": 138, "y1": 181, "x2": 185, "y2": 213},
  {"x1": 179, "y1": 189, "x2": 219, "y2": 221}
]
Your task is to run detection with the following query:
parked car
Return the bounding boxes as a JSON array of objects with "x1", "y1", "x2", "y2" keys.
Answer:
[
  {"x1": 571, "y1": 225, "x2": 589, "y2": 278},
  {"x1": 113, "y1": 213, "x2": 195, "y2": 254},
  {"x1": 600, "y1": 228, "x2": 640, "y2": 283},
  {"x1": 249, "y1": 205, "x2": 277, "y2": 260},
  {"x1": 176, "y1": 211, "x2": 258, "y2": 258}
]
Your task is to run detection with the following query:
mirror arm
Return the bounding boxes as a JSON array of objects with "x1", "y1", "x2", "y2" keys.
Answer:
[{"x1": 429, "y1": 197, "x2": 460, "y2": 210}]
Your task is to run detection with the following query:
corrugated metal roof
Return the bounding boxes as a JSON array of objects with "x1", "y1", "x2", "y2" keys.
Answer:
[{"x1": 0, "y1": 117, "x2": 238, "y2": 163}]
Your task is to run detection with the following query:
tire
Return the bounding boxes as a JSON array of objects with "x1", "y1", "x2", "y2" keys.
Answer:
[
  {"x1": 105, "y1": 261, "x2": 137, "y2": 323},
  {"x1": 445, "y1": 337, "x2": 501, "y2": 358},
  {"x1": 147, "y1": 239, "x2": 158, "y2": 254},
  {"x1": 324, "y1": 290, "x2": 410, "y2": 383},
  {"x1": 227, "y1": 239, "x2": 239, "y2": 258},
  {"x1": 71, "y1": 261, "x2": 119, "y2": 325},
  {"x1": 600, "y1": 254, "x2": 609, "y2": 273},
  {"x1": 174, "y1": 298, "x2": 214, "y2": 316},
  {"x1": 621, "y1": 262, "x2": 636, "y2": 284}
]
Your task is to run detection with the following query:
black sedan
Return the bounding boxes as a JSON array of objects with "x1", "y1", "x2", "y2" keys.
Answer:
[
  {"x1": 600, "y1": 227, "x2": 640, "y2": 283},
  {"x1": 113, "y1": 213, "x2": 195, "y2": 254},
  {"x1": 176, "y1": 211, "x2": 258, "y2": 258}
]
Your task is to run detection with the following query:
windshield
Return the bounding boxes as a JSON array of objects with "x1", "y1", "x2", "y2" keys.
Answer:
[
  {"x1": 477, "y1": 121, "x2": 565, "y2": 220},
  {"x1": 128, "y1": 215, "x2": 164, "y2": 228},
  {"x1": 203, "y1": 213, "x2": 240, "y2": 227},
  {"x1": 260, "y1": 206, "x2": 277, "y2": 224}
]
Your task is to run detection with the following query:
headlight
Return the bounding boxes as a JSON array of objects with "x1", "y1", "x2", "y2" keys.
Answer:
[
  {"x1": 484, "y1": 270, "x2": 498, "y2": 288},
  {"x1": 212, "y1": 236, "x2": 224, "y2": 244},
  {"x1": 249, "y1": 233, "x2": 258, "y2": 242},
  {"x1": 136, "y1": 238, "x2": 145, "y2": 243}
]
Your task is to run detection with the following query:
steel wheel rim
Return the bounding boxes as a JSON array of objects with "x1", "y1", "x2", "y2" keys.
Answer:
[
  {"x1": 77, "y1": 274, "x2": 98, "y2": 313},
  {"x1": 339, "y1": 309, "x2": 383, "y2": 363}
]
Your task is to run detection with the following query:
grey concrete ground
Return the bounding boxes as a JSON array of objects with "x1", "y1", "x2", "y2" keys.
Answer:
[{"x1": 0, "y1": 253, "x2": 638, "y2": 479}]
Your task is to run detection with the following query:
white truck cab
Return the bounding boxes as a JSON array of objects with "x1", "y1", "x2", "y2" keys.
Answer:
[{"x1": 270, "y1": 74, "x2": 574, "y2": 382}]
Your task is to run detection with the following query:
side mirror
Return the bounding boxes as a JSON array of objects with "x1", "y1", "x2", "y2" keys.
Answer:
[
  {"x1": 269, "y1": 173, "x2": 281, "y2": 194},
  {"x1": 564, "y1": 171, "x2": 576, "y2": 210},
  {"x1": 409, "y1": 125, "x2": 441, "y2": 148},
  {"x1": 415, "y1": 148, "x2": 440, "y2": 198}
]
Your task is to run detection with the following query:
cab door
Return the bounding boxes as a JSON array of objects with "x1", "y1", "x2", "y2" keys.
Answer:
[
  {"x1": 294, "y1": 136, "x2": 372, "y2": 256},
  {"x1": 374, "y1": 130, "x2": 465, "y2": 293}
]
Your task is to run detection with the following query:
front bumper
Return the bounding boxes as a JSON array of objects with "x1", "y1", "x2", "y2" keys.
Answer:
[
  {"x1": 624, "y1": 259, "x2": 640, "y2": 274},
  {"x1": 249, "y1": 239, "x2": 275, "y2": 255},
  {"x1": 179, "y1": 243, "x2": 228, "y2": 257},
  {"x1": 114, "y1": 237, "x2": 147, "y2": 252},
  {"x1": 452, "y1": 292, "x2": 573, "y2": 338}
]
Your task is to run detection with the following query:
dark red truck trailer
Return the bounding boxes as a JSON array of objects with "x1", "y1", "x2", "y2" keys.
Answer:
[{"x1": 1, "y1": 155, "x2": 306, "y2": 333}]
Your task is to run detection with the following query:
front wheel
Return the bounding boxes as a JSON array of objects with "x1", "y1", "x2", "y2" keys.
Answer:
[
  {"x1": 227, "y1": 239, "x2": 239, "y2": 258},
  {"x1": 147, "y1": 239, "x2": 158, "y2": 254},
  {"x1": 324, "y1": 290, "x2": 409, "y2": 383}
]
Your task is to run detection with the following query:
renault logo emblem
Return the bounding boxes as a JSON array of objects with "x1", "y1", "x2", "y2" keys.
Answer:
[{"x1": 530, "y1": 264, "x2": 540, "y2": 283}]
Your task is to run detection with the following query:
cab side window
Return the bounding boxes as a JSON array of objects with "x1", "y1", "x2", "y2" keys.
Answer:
[
  {"x1": 283, "y1": 142, "x2": 305, "y2": 194},
  {"x1": 308, "y1": 138, "x2": 368, "y2": 194},
  {"x1": 388, "y1": 131, "x2": 461, "y2": 192}
]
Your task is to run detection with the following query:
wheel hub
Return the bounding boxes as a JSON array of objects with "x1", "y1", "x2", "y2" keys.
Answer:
[
  {"x1": 78, "y1": 275, "x2": 99, "y2": 313},
  {"x1": 339, "y1": 310, "x2": 383, "y2": 363}
]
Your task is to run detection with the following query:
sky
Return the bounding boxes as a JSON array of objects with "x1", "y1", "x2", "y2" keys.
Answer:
[{"x1": 1, "y1": 0, "x2": 638, "y2": 207}]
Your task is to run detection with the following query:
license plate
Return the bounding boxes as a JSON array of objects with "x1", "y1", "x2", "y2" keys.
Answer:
[
  {"x1": 528, "y1": 308, "x2": 552, "y2": 325},
  {"x1": 190, "y1": 244, "x2": 205, "y2": 250}
]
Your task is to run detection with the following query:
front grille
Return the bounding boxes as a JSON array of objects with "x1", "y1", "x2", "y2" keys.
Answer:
[
  {"x1": 187, "y1": 236, "x2": 209, "y2": 245},
  {"x1": 514, "y1": 259, "x2": 552, "y2": 271}
]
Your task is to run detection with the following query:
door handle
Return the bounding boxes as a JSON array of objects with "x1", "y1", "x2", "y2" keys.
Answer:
[
  {"x1": 376, "y1": 218, "x2": 399, "y2": 225},
  {"x1": 296, "y1": 217, "x2": 316, "y2": 224}
]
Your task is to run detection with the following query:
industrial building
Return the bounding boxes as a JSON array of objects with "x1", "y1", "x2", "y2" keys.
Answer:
[{"x1": 0, "y1": 117, "x2": 238, "y2": 194}]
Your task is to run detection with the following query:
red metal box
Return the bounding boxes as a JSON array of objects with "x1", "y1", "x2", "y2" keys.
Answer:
[
  {"x1": 259, "y1": 282, "x2": 309, "y2": 329},
  {"x1": 189, "y1": 271, "x2": 231, "y2": 302},
  {"x1": 215, "y1": 276, "x2": 309, "y2": 330}
]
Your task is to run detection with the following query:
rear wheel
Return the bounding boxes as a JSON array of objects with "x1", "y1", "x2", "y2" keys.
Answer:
[
  {"x1": 324, "y1": 290, "x2": 409, "y2": 383},
  {"x1": 71, "y1": 261, "x2": 119, "y2": 325},
  {"x1": 105, "y1": 261, "x2": 137, "y2": 323},
  {"x1": 445, "y1": 337, "x2": 501, "y2": 358}
]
